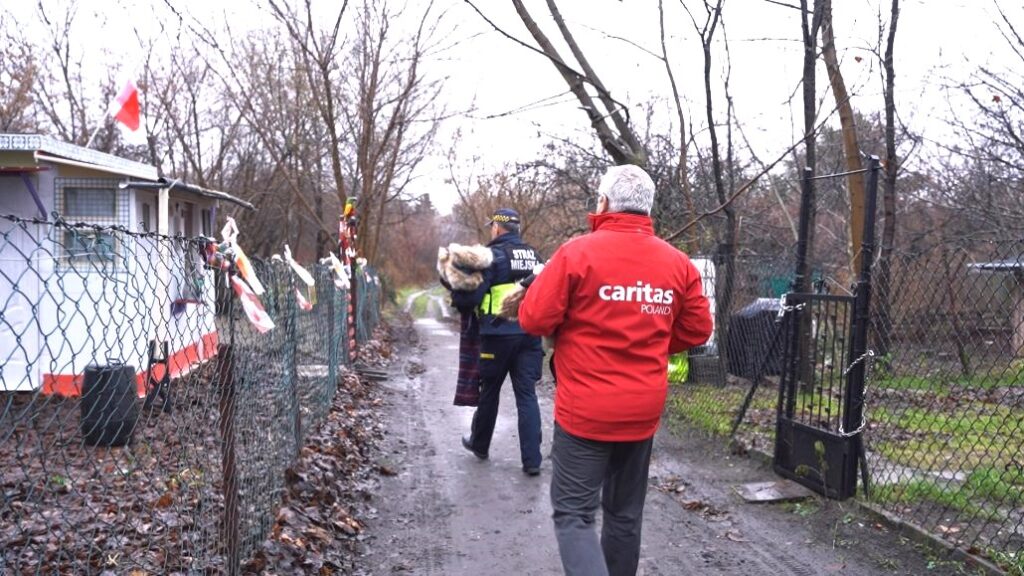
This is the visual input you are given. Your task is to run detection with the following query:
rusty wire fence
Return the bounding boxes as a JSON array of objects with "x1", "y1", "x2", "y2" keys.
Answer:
[
  {"x1": 666, "y1": 240, "x2": 1024, "y2": 567},
  {"x1": 0, "y1": 214, "x2": 381, "y2": 575}
]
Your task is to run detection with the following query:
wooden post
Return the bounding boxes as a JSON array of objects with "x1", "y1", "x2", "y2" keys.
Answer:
[{"x1": 217, "y1": 343, "x2": 240, "y2": 576}]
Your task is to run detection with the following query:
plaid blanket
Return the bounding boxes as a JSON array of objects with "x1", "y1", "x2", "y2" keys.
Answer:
[{"x1": 453, "y1": 311, "x2": 481, "y2": 406}]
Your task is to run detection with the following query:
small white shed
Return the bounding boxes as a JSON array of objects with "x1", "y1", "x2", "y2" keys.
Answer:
[{"x1": 0, "y1": 134, "x2": 253, "y2": 396}]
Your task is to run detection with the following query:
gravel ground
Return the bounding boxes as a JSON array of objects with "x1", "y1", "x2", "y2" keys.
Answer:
[{"x1": 344, "y1": 314, "x2": 997, "y2": 576}]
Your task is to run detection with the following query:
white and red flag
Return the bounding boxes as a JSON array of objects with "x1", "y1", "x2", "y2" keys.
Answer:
[
  {"x1": 230, "y1": 275, "x2": 275, "y2": 333},
  {"x1": 110, "y1": 80, "x2": 141, "y2": 131}
]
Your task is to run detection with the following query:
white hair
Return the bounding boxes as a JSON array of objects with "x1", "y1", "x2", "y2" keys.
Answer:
[{"x1": 598, "y1": 165, "x2": 655, "y2": 215}]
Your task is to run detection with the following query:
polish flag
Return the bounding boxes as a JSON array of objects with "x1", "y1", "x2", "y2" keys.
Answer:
[
  {"x1": 111, "y1": 81, "x2": 141, "y2": 131},
  {"x1": 230, "y1": 275, "x2": 275, "y2": 333}
]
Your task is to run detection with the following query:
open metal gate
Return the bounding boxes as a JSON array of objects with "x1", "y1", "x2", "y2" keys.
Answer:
[
  {"x1": 773, "y1": 292, "x2": 865, "y2": 499},
  {"x1": 771, "y1": 157, "x2": 881, "y2": 500}
]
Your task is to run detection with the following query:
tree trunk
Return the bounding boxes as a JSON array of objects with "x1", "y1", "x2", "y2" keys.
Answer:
[
  {"x1": 695, "y1": 1, "x2": 736, "y2": 379},
  {"x1": 797, "y1": 0, "x2": 824, "y2": 391},
  {"x1": 876, "y1": 0, "x2": 900, "y2": 361},
  {"x1": 659, "y1": 0, "x2": 696, "y2": 250},
  {"x1": 820, "y1": 0, "x2": 866, "y2": 274},
  {"x1": 510, "y1": 0, "x2": 644, "y2": 166}
]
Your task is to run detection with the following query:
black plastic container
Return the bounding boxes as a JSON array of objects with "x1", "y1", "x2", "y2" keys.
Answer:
[
  {"x1": 80, "y1": 363, "x2": 139, "y2": 447},
  {"x1": 726, "y1": 298, "x2": 784, "y2": 380}
]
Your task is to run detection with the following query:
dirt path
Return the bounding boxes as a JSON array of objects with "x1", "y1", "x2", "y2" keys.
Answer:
[{"x1": 355, "y1": 315, "x2": 984, "y2": 575}]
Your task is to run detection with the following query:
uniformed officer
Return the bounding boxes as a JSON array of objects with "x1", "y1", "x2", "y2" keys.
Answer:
[{"x1": 451, "y1": 208, "x2": 544, "y2": 476}]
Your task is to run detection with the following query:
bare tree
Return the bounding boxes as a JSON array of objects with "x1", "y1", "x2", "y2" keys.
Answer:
[
  {"x1": 466, "y1": 0, "x2": 646, "y2": 166},
  {"x1": 342, "y1": 0, "x2": 443, "y2": 263},
  {"x1": 820, "y1": 0, "x2": 866, "y2": 273},
  {"x1": 681, "y1": 0, "x2": 738, "y2": 362},
  {"x1": 659, "y1": 0, "x2": 697, "y2": 249},
  {"x1": 875, "y1": 0, "x2": 900, "y2": 360},
  {"x1": 0, "y1": 32, "x2": 39, "y2": 132},
  {"x1": 26, "y1": 0, "x2": 91, "y2": 144},
  {"x1": 266, "y1": 0, "x2": 350, "y2": 258}
]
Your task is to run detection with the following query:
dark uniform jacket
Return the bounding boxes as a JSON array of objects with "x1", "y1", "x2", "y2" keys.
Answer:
[{"x1": 451, "y1": 232, "x2": 540, "y2": 336}]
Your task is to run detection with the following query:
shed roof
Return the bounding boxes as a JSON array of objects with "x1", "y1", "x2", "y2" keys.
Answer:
[
  {"x1": 0, "y1": 133, "x2": 157, "y2": 180},
  {"x1": 120, "y1": 178, "x2": 254, "y2": 210},
  {"x1": 0, "y1": 134, "x2": 254, "y2": 211}
]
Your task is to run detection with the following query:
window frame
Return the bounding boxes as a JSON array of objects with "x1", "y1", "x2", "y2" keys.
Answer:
[{"x1": 55, "y1": 178, "x2": 127, "y2": 272}]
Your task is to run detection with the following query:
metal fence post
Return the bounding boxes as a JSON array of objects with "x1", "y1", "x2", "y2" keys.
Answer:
[
  {"x1": 344, "y1": 287, "x2": 352, "y2": 366},
  {"x1": 283, "y1": 270, "x2": 301, "y2": 457},
  {"x1": 327, "y1": 269, "x2": 338, "y2": 397},
  {"x1": 844, "y1": 155, "x2": 881, "y2": 496},
  {"x1": 217, "y1": 298, "x2": 240, "y2": 576},
  {"x1": 795, "y1": 167, "x2": 816, "y2": 393}
]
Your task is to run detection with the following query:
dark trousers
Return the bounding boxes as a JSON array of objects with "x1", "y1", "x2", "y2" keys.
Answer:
[
  {"x1": 467, "y1": 333, "x2": 543, "y2": 468},
  {"x1": 550, "y1": 423, "x2": 654, "y2": 576}
]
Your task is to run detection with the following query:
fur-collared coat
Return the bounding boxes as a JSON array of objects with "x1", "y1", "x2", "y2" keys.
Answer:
[
  {"x1": 437, "y1": 243, "x2": 493, "y2": 291},
  {"x1": 438, "y1": 242, "x2": 493, "y2": 407}
]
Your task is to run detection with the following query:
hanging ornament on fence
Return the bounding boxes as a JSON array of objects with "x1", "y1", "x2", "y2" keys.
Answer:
[
  {"x1": 230, "y1": 275, "x2": 275, "y2": 333},
  {"x1": 284, "y1": 244, "x2": 316, "y2": 310},
  {"x1": 326, "y1": 251, "x2": 350, "y2": 290},
  {"x1": 202, "y1": 238, "x2": 231, "y2": 271},
  {"x1": 221, "y1": 217, "x2": 265, "y2": 296}
]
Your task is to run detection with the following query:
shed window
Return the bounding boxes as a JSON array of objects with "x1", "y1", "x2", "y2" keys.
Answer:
[
  {"x1": 64, "y1": 188, "x2": 116, "y2": 218},
  {"x1": 56, "y1": 179, "x2": 126, "y2": 271}
]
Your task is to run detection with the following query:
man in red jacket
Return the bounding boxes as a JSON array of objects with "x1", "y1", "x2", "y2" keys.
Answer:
[{"x1": 518, "y1": 164, "x2": 713, "y2": 576}]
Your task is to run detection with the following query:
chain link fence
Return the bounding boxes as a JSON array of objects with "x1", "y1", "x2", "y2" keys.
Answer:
[
  {"x1": 0, "y1": 214, "x2": 381, "y2": 574},
  {"x1": 669, "y1": 253, "x2": 802, "y2": 451},
  {"x1": 865, "y1": 242, "x2": 1024, "y2": 563},
  {"x1": 667, "y1": 241, "x2": 1024, "y2": 566}
]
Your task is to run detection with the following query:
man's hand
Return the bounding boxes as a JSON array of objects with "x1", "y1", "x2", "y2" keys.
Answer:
[{"x1": 497, "y1": 286, "x2": 527, "y2": 320}]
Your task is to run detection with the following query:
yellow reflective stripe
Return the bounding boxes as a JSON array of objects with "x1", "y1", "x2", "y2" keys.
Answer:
[
  {"x1": 480, "y1": 353, "x2": 495, "y2": 359},
  {"x1": 478, "y1": 282, "x2": 519, "y2": 316}
]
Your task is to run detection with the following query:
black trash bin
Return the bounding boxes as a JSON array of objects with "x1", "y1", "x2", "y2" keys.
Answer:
[
  {"x1": 80, "y1": 363, "x2": 139, "y2": 447},
  {"x1": 726, "y1": 298, "x2": 783, "y2": 380}
]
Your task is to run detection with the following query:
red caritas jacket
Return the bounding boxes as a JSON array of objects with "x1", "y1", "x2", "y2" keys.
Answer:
[{"x1": 518, "y1": 212, "x2": 713, "y2": 441}]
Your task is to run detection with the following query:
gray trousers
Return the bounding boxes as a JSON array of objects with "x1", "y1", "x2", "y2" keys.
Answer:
[{"x1": 550, "y1": 423, "x2": 654, "y2": 576}]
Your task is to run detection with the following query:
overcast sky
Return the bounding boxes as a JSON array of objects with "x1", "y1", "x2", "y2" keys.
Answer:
[
  {"x1": 7, "y1": 0, "x2": 1020, "y2": 214},
  {"x1": 421, "y1": 0, "x2": 1016, "y2": 212}
]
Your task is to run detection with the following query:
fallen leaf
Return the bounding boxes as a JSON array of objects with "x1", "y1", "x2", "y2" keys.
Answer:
[
  {"x1": 682, "y1": 500, "x2": 706, "y2": 511},
  {"x1": 154, "y1": 493, "x2": 173, "y2": 509}
]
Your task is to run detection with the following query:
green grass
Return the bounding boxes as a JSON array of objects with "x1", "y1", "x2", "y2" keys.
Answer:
[
  {"x1": 963, "y1": 467, "x2": 1024, "y2": 506},
  {"x1": 871, "y1": 479, "x2": 996, "y2": 521},
  {"x1": 395, "y1": 285, "x2": 448, "y2": 319},
  {"x1": 665, "y1": 384, "x2": 776, "y2": 436},
  {"x1": 877, "y1": 369, "x2": 1024, "y2": 392},
  {"x1": 987, "y1": 548, "x2": 1024, "y2": 576},
  {"x1": 410, "y1": 294, "x2": 430, "y2": 317},
  {"x1": 872, "y1": 405, "x2": 1024, "y2": 472},
  {"x1": 870, "y1": 468, "x2": 1023, "y2": 524}
]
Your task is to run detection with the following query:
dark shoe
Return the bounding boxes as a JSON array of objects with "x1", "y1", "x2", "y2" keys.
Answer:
[
  {"x1": 462, "y1": 436, "x2": 488, "y2": 460},
  {"x1": 523, "y1": 465, "x2": 541, "y2": 476}
]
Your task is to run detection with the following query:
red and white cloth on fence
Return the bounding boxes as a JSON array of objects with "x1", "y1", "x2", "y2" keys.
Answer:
[{"x1": 230, "y1": 275, "x2": 275, "y2": 333}]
